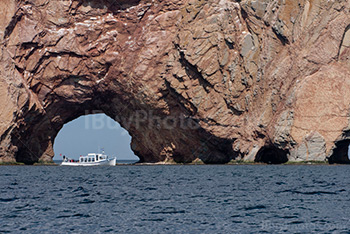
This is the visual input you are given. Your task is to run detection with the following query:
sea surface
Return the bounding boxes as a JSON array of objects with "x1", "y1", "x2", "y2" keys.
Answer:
[{"x1": 1, "y1": 164, "x2": 350, "y2": 233}]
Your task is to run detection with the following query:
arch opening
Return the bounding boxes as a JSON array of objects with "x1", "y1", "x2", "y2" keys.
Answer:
[
  {"x1": 53, "y1": 114, "x2": 139, "y2": 163},
  {"x1": 255, "y1": 145, "x2": 289, "y2": 164},
  {"x1": 328, "y1": 139, "x2": 350, "y2": 164}
]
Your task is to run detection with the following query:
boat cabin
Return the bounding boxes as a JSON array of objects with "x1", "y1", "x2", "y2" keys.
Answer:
[{"x1": 79, "y1": 153, "x2": 108, "y2": 163}]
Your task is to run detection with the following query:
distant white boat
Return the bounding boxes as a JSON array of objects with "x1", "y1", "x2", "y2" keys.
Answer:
[{"x1": 61, "y1": 152, "x2": 116, "y2": 166}]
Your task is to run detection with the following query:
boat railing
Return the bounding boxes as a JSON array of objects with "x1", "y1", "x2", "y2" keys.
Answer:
[{"x1": 64, "y1": 153, "x2": 110, "y2": 163}]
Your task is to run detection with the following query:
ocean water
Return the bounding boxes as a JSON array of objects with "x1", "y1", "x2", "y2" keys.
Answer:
[{"x1": 1, "y1": 165, "x2": 350, "y2": 233}]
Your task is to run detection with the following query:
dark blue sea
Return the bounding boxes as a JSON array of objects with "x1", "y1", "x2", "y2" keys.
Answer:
[{"x1": 1, "y1": 164, "x2": 350, "y2": 233}]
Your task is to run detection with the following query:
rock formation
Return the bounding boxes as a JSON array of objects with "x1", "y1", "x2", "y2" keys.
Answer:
[{"x1": 1, "y1": 0, "x2": 350, "y2": 164}]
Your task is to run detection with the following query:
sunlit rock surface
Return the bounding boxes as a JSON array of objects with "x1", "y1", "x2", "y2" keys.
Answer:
[{"x1": 1, "y1": 0, "x2": 350, "y2": 164}]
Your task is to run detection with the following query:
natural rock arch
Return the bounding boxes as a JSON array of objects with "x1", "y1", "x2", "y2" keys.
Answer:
[
  {"x1": 0, "y1": 0, "x2": 241, "y2": 164},
  {"x1": 53, "y1": 113, "x2": 138, "y2": 161},
  {"x1": 11, "y1": 91, "x2": 236, "y2": 164},
  {"x1": 1, "y1": 0, "x2": 350, "y2": 164}
]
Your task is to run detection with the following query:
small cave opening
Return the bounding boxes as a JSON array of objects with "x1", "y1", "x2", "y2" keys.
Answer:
[
  {"x1": 53, "y1": 114, "x2": 139, "y2": 163},
  {"x1": 328, "y1": 139, "x2": 350, "y2": 164},
  {"x1": 81, "y1": 0, "x2": 141, "y2": 12},
  {"x1": 255, "y1": 145, "x2": 289, "y2": 164}
]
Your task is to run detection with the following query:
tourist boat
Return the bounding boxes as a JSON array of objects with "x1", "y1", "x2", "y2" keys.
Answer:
[{"x1": 61, "y1": 152, "x2": 116, "y2": 166}]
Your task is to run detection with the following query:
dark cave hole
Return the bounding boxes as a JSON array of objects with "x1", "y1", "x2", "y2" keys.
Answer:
[
  {"x1": 328, "y1": 139, "x2": 350, "y2": 164},
  {"x1": 255, "y1": 145, "x2": 289, "y2": 164},
  {"x1": 81, "y1": 0, "x2": 141, "y2": 12}
]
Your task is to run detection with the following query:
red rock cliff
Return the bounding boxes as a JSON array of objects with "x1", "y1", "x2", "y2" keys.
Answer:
[{"x1": 1, "y1": 0, "x2": 350, "y2": 164}]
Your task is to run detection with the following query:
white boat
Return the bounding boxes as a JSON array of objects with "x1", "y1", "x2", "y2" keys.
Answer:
[{"x1": 61, "y1": 152, "x2": 116, "y2": 166}]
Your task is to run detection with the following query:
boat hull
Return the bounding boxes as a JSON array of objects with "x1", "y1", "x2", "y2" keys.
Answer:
[{"x1": 61, "y1": 158, "x2": 116, "y2": 166}]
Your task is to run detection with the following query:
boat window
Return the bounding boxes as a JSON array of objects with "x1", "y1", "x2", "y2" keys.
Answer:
[
  {"x1": 88, "y1": 158, "x2": 91, "y2": 162},
  {"x1": 92, "y1": 158, "x2": 95, "y2": 162},
  {"x1": 96, "y1": 155, "x2": 98, "y2": 161},
  {"x1": 85, "y1": 158, "x2": 87, "y2": 162}
]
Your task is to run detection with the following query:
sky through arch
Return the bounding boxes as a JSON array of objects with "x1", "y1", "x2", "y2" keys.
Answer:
[{"x1": 53, "y1": 114, "x2": 139, "y2": 161}]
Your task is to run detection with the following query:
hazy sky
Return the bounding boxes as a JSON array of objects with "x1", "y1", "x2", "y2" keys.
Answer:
[{"x1": 53, "y1": 114, "x2": 139, "y2": 161}]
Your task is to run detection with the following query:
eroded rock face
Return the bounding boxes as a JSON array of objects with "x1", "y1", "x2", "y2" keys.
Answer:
[{"x1": 1, "y1": 0, "x2": 350, "y2": 164}]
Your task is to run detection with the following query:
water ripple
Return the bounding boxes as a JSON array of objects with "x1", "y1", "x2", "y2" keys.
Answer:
[
  {"x1": 0, "y1": 197, "x2": 18, "y2": 202},
  {"x1": 277, "y1": 189, "x2": 339, "y2": 195}
]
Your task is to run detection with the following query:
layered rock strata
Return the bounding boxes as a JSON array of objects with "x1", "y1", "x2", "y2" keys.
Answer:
[{"x1": 1, "y1": 0, "x2": 350, "y2": 164}]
